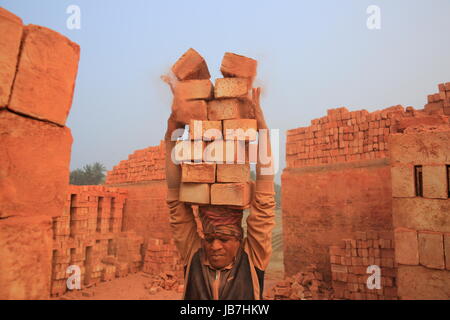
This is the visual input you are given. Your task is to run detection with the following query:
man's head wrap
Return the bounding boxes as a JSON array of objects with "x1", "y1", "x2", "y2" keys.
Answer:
[{"x1": 199, "y1": 206, "x2": 244, "y2": 240}]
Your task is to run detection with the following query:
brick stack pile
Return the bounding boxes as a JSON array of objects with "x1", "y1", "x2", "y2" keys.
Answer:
[
  {"x1": 105, "y1": 141, "x2": 166, "y2": 184},
  {"x1": 390, "y1": 124, "x2": 450, "y2": 299},
  {"x1": 50, "y1": 186, "x2": 148, "y2": 297},
  {"x1": 0, "y1": 7, "x2": 80, "y2": 299},
  {"x1": 116, "y1": 231, "x2": 145, "y2": 273},
  {"x1": 169, "y1": 48, "x2": 260, "y2": 208},
  {"x1": 265, "y1": 264, "x2": 332, "y2": 300},
  {"x1": 329, "y1": 231, "x2": 397, "y2": 300},
  {"x1": 286, "y1": 82, "x2": 450, "y2": 168},
  {"x1": 145, "y1": 271, "x2": 185, "y2": 295},
  {"x1": 143, "y1": 238, "x2": 184, "y2": 279},
  {"x1": 425, "y1": 82, "x2": 450, "y2": 115}
]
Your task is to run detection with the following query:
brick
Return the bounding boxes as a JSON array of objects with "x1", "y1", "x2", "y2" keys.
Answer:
[
  {"x1": 171, "y1": 99, "x2": 208, "y2": 124},
  {"x1": 204, "y1": 140, "x2": 252, "y2": 164},
  {"x1": 422, "y1": 165, "x2": 448, "y2": 199},
  {"x1": 216, "y1": 163, "x2": 250, "y2": 183},
  {"x1": 220, "y1": 52, "x2": 257, "y2": 79},
  {"x1": 210, "y1": 182, "x2": 252, "y2": 207},
  {"x1": 445, "y1": 234, "x2": 450, "y2": 270},
  {"x1": 355, "y1": 231, "x2": 367, "y2": 240},
  {"x1": 181, "y1": 163, "x2": 216, "y2": 183},
  {"x1": 179, "y1": 183, "x2": 210, "y2": 204},
  {"x1": 394, "y1": 228, "x2": 419, "y2": 265},
  {"x1": 223, "y1": 119, "x2": 257, "y2": 141},
  {"x1": 418, "y1": 231, "x2": 445, "y2": 269},
  {"x1": 171, "y1": 48, "x2": 210, "y2": 81},
  {"x1": 0, "y1": 8, "x2": 23, "y2": 108},
  {"x1": 214, "y1": 78, "x2": 249, "y2": 99},
  {"x1": 0, "y1": 111, "x2": 72, "y2": 218},
  {"x1": 390, "y1": 165, "x2": 415, "y2": 198},
  {"x1": 207, "y1": 98, "x2": 240, "y2": 120},
  {"x1": 0, "y1": 216, "x2": 53, "y2": 299},
  {"x1": 393, "y1": 198, "x2": 450, "y2": 233},
  {"x1": 189, "y1": 120, "x2": 222, "y2": 141},
  {"x1": 9, "y1": 24, "x2": 80, "y2": 126},
  {"x1": 173, "y1": 140, "x2": 204, "y2": 162},
  {"x1": 173, "y1": 79, "x2": 213, "y2": 100}
]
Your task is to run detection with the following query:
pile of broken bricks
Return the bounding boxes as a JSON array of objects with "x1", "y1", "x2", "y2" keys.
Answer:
[{"x1": 168, "y1": 48, "x2": 262, "y2": 208}]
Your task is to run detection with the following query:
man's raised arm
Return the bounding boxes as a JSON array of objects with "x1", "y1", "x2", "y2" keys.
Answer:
[
  {"x1": 164, "y1": 100, "x2": 201, "y2": 266},
  {"x1": 245, "y1": 88, "x2": 276, "y2": 271}
]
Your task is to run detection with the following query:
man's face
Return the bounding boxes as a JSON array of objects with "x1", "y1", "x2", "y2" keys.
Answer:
[{"x1": 203, "y1": 233, "x2": 241, "y2": 270}]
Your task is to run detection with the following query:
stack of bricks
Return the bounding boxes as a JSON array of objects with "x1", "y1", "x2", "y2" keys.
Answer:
[
  {"x1": 395, "y1": 229, "x2": 450, "y2": 271},
  {"x1": 390, "y1": 123, "x2": 450, "y2": 299},
  {"x1": 425, "y1": 82, "x2": 450, "y2": 115},
  {"x1": 143, "y1": 238, "x2": 184, "y2": 279},
  {"x1": 286, "y1": 82, "x2": 450, "y2": 168},
  {"x1": 329, "y1": 231, "x2": 398, "y2": 300},
  {"x1": 105, "y1": 141, "x2": 166, "y2": 184},
  {"x1": 116, "y1": 231, "x2": 144, "y2": 273},
  {"x1": 50, "y1": 185, "x2": 147, "y2": 297},
  {"x1": 265, "y1": 265, "x2": 332, "y2": 300},
  {"x1": 169, "y1": 48, "x2": 259, "y2": 208}
]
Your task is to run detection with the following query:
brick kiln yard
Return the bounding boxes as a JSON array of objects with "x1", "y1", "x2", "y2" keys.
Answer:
[
  {"x1": 54, "y1": 211, "x2": 284, "y2": 300},
  {"x1": 1, "y1": 7, "x2": 450, "y2": 300}
]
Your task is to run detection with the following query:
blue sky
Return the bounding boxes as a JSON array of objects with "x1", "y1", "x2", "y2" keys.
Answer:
[{"x1": 2, "y1": 0, "x2": 450, "y2": 182}]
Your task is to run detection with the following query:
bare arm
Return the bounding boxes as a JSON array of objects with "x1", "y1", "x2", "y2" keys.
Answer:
[
  {"x1": 164, "y1": 82, "x2": 201, "y2": 265},
  {"x1": 245, "y1": 88, "x2": 276, "y2": 270}
]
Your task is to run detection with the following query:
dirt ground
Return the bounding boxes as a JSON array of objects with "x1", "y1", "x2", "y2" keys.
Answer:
[{"x1": 57, "y1": 210, "x2": 284, "y2": 300}]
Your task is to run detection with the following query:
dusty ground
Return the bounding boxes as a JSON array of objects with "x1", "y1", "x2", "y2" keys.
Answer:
[{"x1": 58, "y1": 210, "x2": 284, "y2": 300}]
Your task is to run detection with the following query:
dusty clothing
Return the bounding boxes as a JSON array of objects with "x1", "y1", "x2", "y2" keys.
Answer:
[{"x1": 166, "y1": 180, "x2": 276, "y2": 300}]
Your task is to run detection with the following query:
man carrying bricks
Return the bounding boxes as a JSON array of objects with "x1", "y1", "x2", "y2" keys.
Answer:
[{"x1": 164, "y1": 87, "x2": 276, "y2": 300}]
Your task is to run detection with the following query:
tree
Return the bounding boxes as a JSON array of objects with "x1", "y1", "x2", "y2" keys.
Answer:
[{"x1": 70, "y1": 162, "x2": 107, "y2": 185}]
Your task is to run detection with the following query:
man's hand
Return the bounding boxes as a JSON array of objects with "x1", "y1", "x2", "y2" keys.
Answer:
[
  {"x1": 251, "y1": 87, "x2": 267, "y2": 130},
  {"x1": 251, "y1": 87, "x2": 274, "y2": 180}
]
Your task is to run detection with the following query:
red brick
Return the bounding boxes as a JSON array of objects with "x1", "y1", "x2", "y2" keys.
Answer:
[
  {"x1": 390, "y1": 165, "x2": 415, "y2": 198},
  {"x1": 423, "y1": 165, "x2": 448, "y2": 199},
  {"x1": 214, "y1": 78, "x2": 249, "y2": 98},
  {"x1": 207, "y1": 98, "x2": 240, "y2": 120},
  {"x1": 216, "y1": 163, "x2": 250, "y2": 183},
  {"x1": 204, "y1": 140, "x2": 250, "y2": 163},
  {"x1": 173, "y1": 140, "x2": 204, "y2": 162},
  {"x1": 220, "y1": 52, "x2": 257, "y2": 79},
  {"x1": 418, "y1": 231, "x2": 445, "y2": 269},
  {"x1": 394, "y1": 228, "x2": 419, "y2": 265},
  {"x1": 171, "y1": 98, "x2": 208, "y2": 124},
  {"x1": 173, "y1": 79, "x2": 213, "y2": 100},
  {"x1": 171, "y1": 48, "x2": 210, "y2": 81},
  {"x1": 445, "y1": 234, "x2": 450, "y2": 270},
  {"x1": 0, "y1": 8, "x2": 23, "y2": 108},
  {"x1": 0, "y1": 111, "x2": 72, "y2": 218},
  {"x1": 210, "y1": 182, "x2": 252, "y2": 207},
  {"x1": 223, "y1": 119, "x2": 257, "y2": 141},
  {"x1": 181, "y1": 163, "x2": 216, "y2": 183},
  {"x1": 9, "y1": 25, "x2": 80, "y2": 126},
  {"x1": 179, "y1": 183, "x2": 210, "y2": 204},
  {"x1": 189, "y1": 120, "x2": 222, "y2": 141}
]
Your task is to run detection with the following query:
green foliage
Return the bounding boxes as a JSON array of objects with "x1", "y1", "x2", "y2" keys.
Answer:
[{"x1": 70, "y1": 162, "x2": 106, "y2": 185}]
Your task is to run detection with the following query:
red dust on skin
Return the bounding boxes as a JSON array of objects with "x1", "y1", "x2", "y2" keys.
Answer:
[{"x1": 202, "y1": 234, "x2": 241, "y2": 269}]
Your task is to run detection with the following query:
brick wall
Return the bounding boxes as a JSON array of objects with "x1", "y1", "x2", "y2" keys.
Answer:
[
  {"x1": 50, "y1": 185, "x2": 146, "y2": 297},
  {"x1": 282, "y1": 83, "x2": 450, "y2": 287},
  {"x1": 0, "y1": 8, "x2": 79, "y2": 299},
  {"x1": 390, "y1": 125, "x2": 450, "y2": 299},
  {"x1": 105, "y1": 143, "x2": 173, "y2": 246},
  {"x1": 330, "y1": 231, "x2": 397, "y2": 300},
  {"x1": 105, "y1": 141, "x2": 166, "y2": 184}
]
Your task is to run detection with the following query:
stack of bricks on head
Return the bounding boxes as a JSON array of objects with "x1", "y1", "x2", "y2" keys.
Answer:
[{"x1": 168, "y1": 48, "x2": 260, "y2": 214}]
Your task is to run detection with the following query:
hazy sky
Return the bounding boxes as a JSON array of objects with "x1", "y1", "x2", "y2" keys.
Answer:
[{"x1": 2, "y1": 0, "x2": 450, "y2": 182}]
